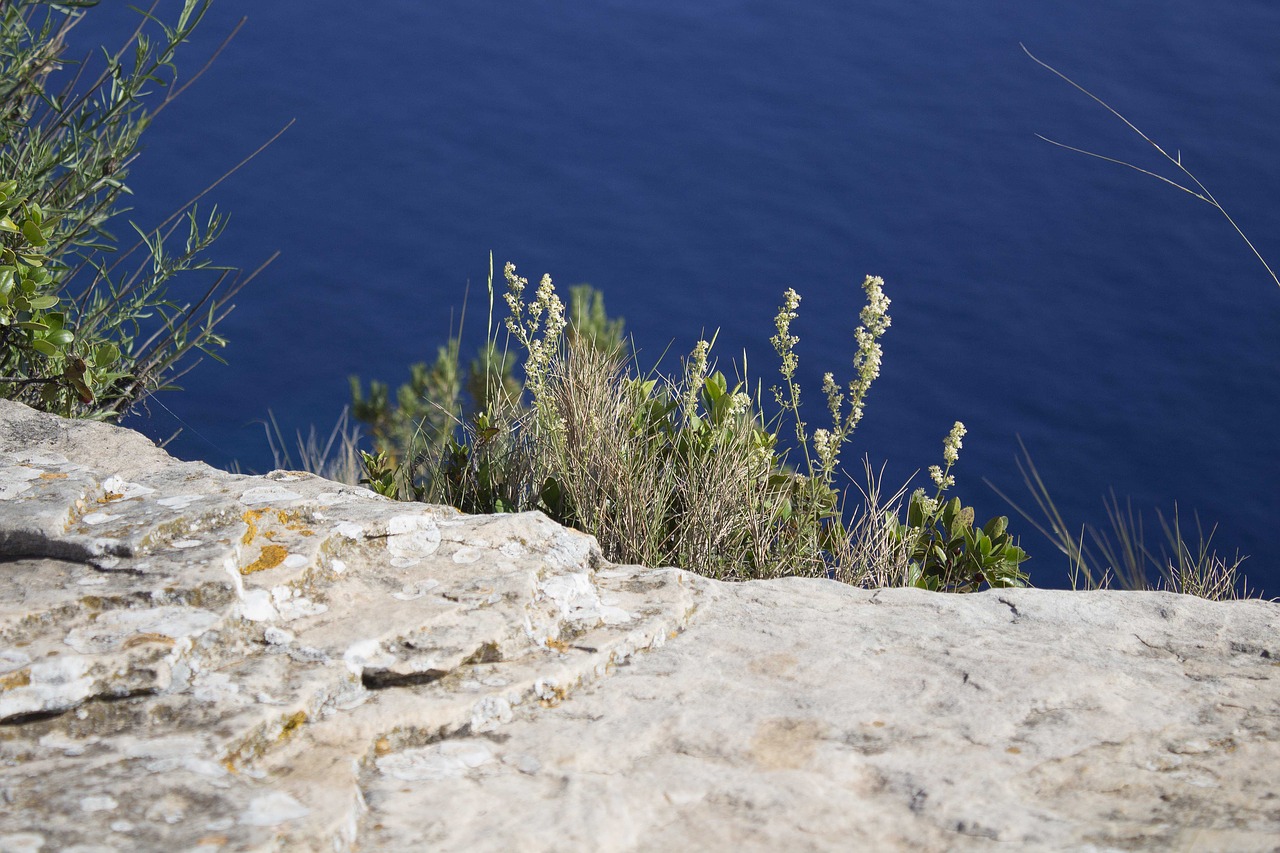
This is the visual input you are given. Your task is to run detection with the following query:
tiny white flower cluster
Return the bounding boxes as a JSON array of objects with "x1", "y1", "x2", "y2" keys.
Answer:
[
  {"x1": 771, "y1": 288, "x2": 801, "y2": 381},
  {"x1": 942, "y1": 420, "x2": 966, "y2": 467},
  {"x1": 727, "y1": 391, "x2": 751, "y2": 417},
  {"x1": 682, "y1": 339, "x2": 711, "y2": 419},
  {"x1": 846, "y1": 275, "x2": 891, "y2": 435},
  {"x1": 812, "y1": 427, "x2": 838, "y2": 474},
  {"x1": 503, "y1": 263, "x2": 565, "y2": 403},
  {"x1": 928, "y1": 464, "x2": 954, "y2": 490},
  {"x1": 928, "y1": 421, "x2": 966, "y2": 490}
]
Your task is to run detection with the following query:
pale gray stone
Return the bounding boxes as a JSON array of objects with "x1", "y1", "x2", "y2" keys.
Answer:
[{"x1": 0, "y1": 399, "x2": 1276, "y2": 851}]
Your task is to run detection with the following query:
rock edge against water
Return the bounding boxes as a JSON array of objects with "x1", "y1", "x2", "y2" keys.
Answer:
[{"x1": 0, "y1": 399, "x2": 1276, "y2": 851}]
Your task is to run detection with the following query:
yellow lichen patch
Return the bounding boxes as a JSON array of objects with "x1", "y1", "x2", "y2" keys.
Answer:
[
  {"x1": 123, "y1": 632, "x2": 176, "y2": 650},
  {"x1": 1006, "y1": 746, "x2": 1022, "y2": 755},
  {"x1": 375, "y1": 737, "x2": 392, "y2": 756},
  {"x1": 544, "y1": 637, "x2": 572, "y2": 653},
  {"x1": 241, "y1": 508, "x2": 265, "y2": 545},
  {"x1": 221, "y1": 711, "x2": 309, "y2": 772},
  {"x1": 0, "y1": 668, "x2": 31, "y2": 690},
  {"x1": 242, "y1": 544, "x2": 288, "y2": 575},
  {"x1": 280, "y1": 710, "x2": 308, "y2": 739},
  {"x1": 97, "y1": 492, "x2": 124, "y2": 503},
  {"x1": 39, "y1": 472, "x2": 67, "y2": 480},
  {"x1": 275, "y1": 509, "x2": 315, "y2": 535}
]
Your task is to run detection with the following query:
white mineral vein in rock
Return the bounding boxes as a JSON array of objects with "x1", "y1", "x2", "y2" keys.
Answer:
[
  {"x1": 239, "y1": 792, "x2": 311, "y2": 827},
  {"x1": 239, "y1": 485, "x2": 304, "y2": 505},
  {"x1": 377, "y1": 741, "x2": 494, "y2": 782},
  {"x1": 0, "y1": 465, "x2": 39, "y2": 500},
  {"x1": 0, "y1": 649, "x2": 32, "y2": 673},
  {"x1": 333, "y1": 521, "x2": 363, "y2": 539},
  {"x1": 63, "y1": 606, "x2": 220, "y2": 654},
  {"x1": 239, "y1": 588, "x2": 278, "y2": 622},
  {"x1": 79, "y1": 795, "x2": 117, "y2": 813},
  {"x1": 0, "y1": 656, "x2": 93, "y2": 720},
  {"x1": 539, "y1": 572, "x2": 632, "y2": 626},
  {"x1": 100, "y1": 475, "x2": 155, "y2": 499},
  {"x1": 156, "y1": 494, "x2": 205, "y2": 509},
  {"x1": 391, "y1": 579, "x2": 440, "y2": 601}
]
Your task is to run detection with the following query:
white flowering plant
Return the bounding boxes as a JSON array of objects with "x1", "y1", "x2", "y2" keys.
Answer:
[
  {"x1": 886, "y1": 422, "x2": 1029, "y2": 592},
  {"x1": 359, "y1": 261, "x2": 1032, "y2": 589}
]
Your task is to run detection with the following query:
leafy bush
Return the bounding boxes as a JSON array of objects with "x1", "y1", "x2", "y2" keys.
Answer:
[
  {"x1": 886, "y1": 422, "x2": 1028, "y2": 592},
  {"x1": 353, "y1": 261, "x2": 1029, "y2": 590},
  {"x1": 0, "y1": 0, "x2": 255, "y2": 419}
]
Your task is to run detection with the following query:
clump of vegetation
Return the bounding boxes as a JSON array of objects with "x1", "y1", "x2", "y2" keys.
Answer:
[
  {"x1": 353, "y1": 260, "x2": 1026, "y2": 590},
  {"x1": 0, "y1": 0, "x2": 264, "y2": 419},
  {"x1": 1011, "y1": 46, "x2": 1266, "y2": 601},
  {"x1": 990, "y1": 443, "x2": 1253, "y2": 600}
]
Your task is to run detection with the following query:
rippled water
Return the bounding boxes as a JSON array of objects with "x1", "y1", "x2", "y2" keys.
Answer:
[{"x1": 71, "y1": 1, "x2": 1280, "y2": 592}]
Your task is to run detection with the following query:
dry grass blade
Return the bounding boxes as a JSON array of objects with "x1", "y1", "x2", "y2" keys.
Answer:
[{"x1": 1023, "y1": 43, "x2": 1279, "y2": 290}]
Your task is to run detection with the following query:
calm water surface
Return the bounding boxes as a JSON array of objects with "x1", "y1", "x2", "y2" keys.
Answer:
[{"x1": 72, "y1": 2, "x2": 1280, "y2": 592}]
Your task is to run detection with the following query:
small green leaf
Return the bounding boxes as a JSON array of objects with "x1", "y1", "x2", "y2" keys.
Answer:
[
  {"x1": 0, "y1": 216, "x2": 19, "y2": 234},
  {"x1": 25, "y1": 294, "x2": 58, "y2": 311},
  {"x1": 32, "y1": 338, "x2": 56, "y2": 356},
  {"x1": 21, "y1": 219, "x2": 47, "y2": 247}
]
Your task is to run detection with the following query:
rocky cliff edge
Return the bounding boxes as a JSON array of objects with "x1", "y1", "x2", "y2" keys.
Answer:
[{"x1": 0, "y1": 399, "x2": 1276, "y2": 851}]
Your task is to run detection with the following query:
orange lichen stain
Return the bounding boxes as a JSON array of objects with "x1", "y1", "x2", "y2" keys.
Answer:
[
  {"x1": 1006, "y1": 746, "x2": 1022, "y2": 755},
  {"x1": 123, "y1": 633, "x2": 175, "y2": 649},
  {"x1": 544, "y1": 637, "x2": 572, "y2": 653},
  {"x1": 39, "y1": 472, "x2": 67, "y2": 480},
  {"x1": 242, "y1": 544, "x2": 288, "y2": 575},
  {"x1": 375, "y1": 737, "x2": 392, "y2": 756},
  {"x1": 97, "y1": 492, "x2": 124, "y2": 504},
  {"x1": 241, "y1": 508, "x2": 266, "y2": 545},
  {"x1": 0, "y1": 668, "x2": 31, "y2": 690},
  {"x1": 871, "y1": 721, "x2": 885, "y2": 728}
]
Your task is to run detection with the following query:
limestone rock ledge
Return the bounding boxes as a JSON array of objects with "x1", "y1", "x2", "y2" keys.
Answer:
[{"x1": 0, "y1": 399, "x2": 1276, "y2": 851}]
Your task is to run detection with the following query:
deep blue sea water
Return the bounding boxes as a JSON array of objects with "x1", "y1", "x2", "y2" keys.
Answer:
[{"x1": 68, "y1": 1, "x2": 1279, "y2": 593}]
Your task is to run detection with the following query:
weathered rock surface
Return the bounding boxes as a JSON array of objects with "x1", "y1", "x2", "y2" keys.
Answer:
[{"x1": 0, "y1": 399, "x2": 1277, "y2": 852}]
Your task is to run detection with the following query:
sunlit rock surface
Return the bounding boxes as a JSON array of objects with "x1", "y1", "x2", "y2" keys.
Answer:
[{"x1": 0, "y1": 399, "x2": 1277, "y2": 851}]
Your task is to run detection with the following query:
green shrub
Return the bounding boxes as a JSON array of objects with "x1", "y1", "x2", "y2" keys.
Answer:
[
  {"x1": 886, "y1": 422, "x2": 1029, "y2": 592},
  {"x1": 0, "y1": 0, "x2": 252, "y2": 419},
  {"x1": 353, "y1": 260, "x2": 1030, "y2": 590}
]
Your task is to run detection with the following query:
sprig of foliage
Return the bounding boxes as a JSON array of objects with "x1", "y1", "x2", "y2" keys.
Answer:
[{"x1": 0, "y1": 0, "x2": 263, "y2": 419}]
